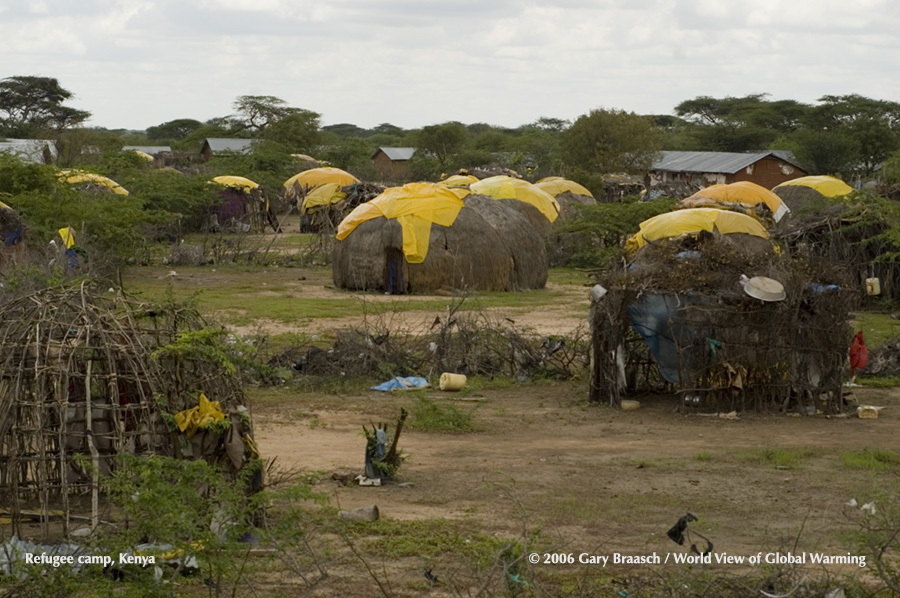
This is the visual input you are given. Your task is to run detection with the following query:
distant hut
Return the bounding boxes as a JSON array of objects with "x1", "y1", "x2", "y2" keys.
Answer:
[
  {"x1": 209, "y1": 176, "x2": 272, "y2": 233},
  {"x1": 333, "y1": 183, "x2": 547, "y2": 294},
  {"x1": 58, "y1": 170, "x2": 129, "y2": 196},
  {"x1": 772, "y1": 176, "x2": 855, "y2": 213},
  {"x1": 469, "y1": 176, "x2": 560, "y2": 234},
  {"x1": 535, "y1": 177, "x2": 597, "y2": 219}
]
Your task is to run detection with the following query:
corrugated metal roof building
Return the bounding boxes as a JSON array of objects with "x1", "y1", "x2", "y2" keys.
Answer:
[
  {"x1": 650, "y1": 150, "x2": 805, "y2": 189},
  {"x1": 200, "y1": 138, "x2": 255, "y2": 161},
  {"x1": 0, "y1": 139, "x2": 56, "y2": 164},
  {"x1": 372, "y1": 147, "x2": 415, "y2": 181}
]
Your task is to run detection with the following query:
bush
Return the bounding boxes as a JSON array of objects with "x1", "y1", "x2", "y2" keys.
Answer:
[{"x1": 548, "y1": 197, "x2": 676, "y2": 267}]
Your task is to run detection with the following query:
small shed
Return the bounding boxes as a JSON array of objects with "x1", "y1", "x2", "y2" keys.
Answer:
[
  {"x1": 372, "y1": 147, "x2": 415, "y2": 181},
  {"x1": 649, "y1": 151, "x2": 806, "y2": 194}
]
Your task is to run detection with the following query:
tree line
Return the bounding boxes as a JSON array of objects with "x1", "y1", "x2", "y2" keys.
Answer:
[{"x1": 2, "y1": 75, "x2": 900, "y2": 183}]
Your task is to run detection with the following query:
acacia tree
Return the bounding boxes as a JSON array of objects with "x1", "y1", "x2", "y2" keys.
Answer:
[
  {"x1": 0, "y1": 76, "x2": 90, "y2": 137},
  {"x1": 416, "y1": 121, "x2": 468, "y2": 168},
  {"x1": 561, "y1": 108, "x2": 662, "y2": 174}
]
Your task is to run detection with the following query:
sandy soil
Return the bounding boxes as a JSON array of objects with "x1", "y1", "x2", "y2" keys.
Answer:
[{"x1": 254, "y1": 383, "x2": 900, "y2": 567}]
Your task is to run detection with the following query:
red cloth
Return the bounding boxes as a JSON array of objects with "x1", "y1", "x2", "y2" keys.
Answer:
[{"x1": 850, "y1": 331, "x2": 869, "y2": 377}]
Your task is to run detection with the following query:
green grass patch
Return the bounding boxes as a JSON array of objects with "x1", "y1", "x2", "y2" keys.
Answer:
[
  {"x1": 738, "y1": 448, "x2": 813, "y2": 469},
  {"x1": 841, "y1": 448, "x2": 900, "y2": 470},
  {"x1": 694, "y1": 450, "x2": 716, "y2": 462},
  {"x1": 408, "y1": 396, "x2": 477, "y2": 433},
  {"x1": 852, "y1": 311, "x2": 900, "y2": 349},
  {"x1": 857, "y1": 376, "x2": 900, "y2": 388},
  {"x1": 547, "y1": 267, "x2": 592, "y2": 287}
]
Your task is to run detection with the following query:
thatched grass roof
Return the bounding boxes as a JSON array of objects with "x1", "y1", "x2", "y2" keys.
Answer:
[
  {"x1": 333, "y1": 194, "x2": 548, "y2": 293},
  {"x1": 554, "y1": 191, "x2": 597, "y2": 220}
]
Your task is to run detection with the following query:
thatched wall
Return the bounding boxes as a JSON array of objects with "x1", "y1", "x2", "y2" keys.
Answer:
[
  {"x1": 554, "y1": 191, "x2": 597, "y2": 220},
  {"x1": 333, "y1": 194, "x2": 548, "y2": 293},
  {"x1": 772, "y1": 185, "x2": 832, "y2": 214}
]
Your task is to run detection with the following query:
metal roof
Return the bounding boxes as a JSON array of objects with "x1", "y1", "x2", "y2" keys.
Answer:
[
  {"x1": 123, "y1": 145, "x2": 172, "y2": 154},
  {"x1": 652, "y1": 150, "x2": 802, "y2": 174},
  {"x1": 0, "y1": 138, "x2": 56, "y2": 163},
  {"x1": 204, "y1": 138, "x2": 255, "y2": 153},
  {"x1": 373, "y1": 147, "x2": 415, "y2": 161}
]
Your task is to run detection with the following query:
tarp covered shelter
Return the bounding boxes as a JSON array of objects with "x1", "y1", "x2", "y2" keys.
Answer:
[
  {"x1": 469, "y1": 176, "x2": 559, "y2": 233},
  {"x1": 333, "y1": 182, "x2": 548, "y2": 293},
  {"x1": 438, "y1": 174, "x2": 479, "y2": 187},
  {"x1": 209, "y1": 175, "x2": 269, "y2": 233},
  {"x1": 681, "y1": 181, "x2": 789, "y2": 223},
  {"x1": 58, "y1": 170, "x2": 129, "y2": 196},
  {"x1": 535, "y1": 176, "x2": 597, "y2": 219},
  {"x1": 284, "y1": 167, "x2": 359, "y2": 194},
  {"x1": 301, "y1": 183, "x2": 346, "y2": 215},
  {"x1": 774, "y1": 175, "x2": 854, "y2": 198},
  {"x1": 625, "y1": 208, "x2": 770, "y2": 252},
  {"x1": 773, "y1": 176, "x2": 855, "y2": 212}
]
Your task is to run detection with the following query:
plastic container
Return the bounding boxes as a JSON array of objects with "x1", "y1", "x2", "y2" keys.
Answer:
[
  {"x1": 439, "y1": 373, "x2": 467, "y2": 391},
  {"x1": 866, "y1": 277, "x2": 881, "y2": 296}
]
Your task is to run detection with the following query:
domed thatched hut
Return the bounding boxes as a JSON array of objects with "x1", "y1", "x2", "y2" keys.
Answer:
[
  {"x1": 535, "y1": 177, "x2": 597, "y2": 219},
  {"x1": 469, "y1": 175, "x2": 560, "y2": 234},
  {"x1": 772, "y1": 176, "x2": 854, "y2": 212},
  {"x1": 333, "y1": 183, "x2": 547, "y2": 293}
]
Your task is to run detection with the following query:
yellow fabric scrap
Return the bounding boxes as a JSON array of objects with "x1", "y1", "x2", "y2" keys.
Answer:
[
  {"x1": 58, "y1": 227, "x2": 76, "y2": 249},
  {"x1": 773, "y1": 175, "x2": 854, "y2": 198},
  {"x1": 174, "y1": 393, "x2": 225, "y2": 439},
  {"x1": 211, "y1": 176, "x2": 259, "y2": 192},
  {"x1": 626, "y1": 208, "x2": 770, "y2": 252},
  {"x1": 336, "y1": 182, "x2": 464, "y2": 263},
  {"x1": 301, "y1": 183, "x2": 346, "y2": 214},
  {"x1": 469, "y1": 175, "x2": 560, "y2": 222},
  {"x1": 58, "y1": 170, "x2": 129, "y2": 196},
  {"x1": 535, "y1": 176, "x2": 594, "y2": 198}
]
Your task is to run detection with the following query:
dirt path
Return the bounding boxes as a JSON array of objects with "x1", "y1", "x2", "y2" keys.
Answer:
[{"x1": 254, "y1": 384, "x2": 900, "y2": 559}]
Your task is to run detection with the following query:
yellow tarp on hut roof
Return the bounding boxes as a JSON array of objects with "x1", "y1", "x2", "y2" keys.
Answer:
[
  {"x1": 301, "y1": 183, "x2": 346, "y2": 214},
  {"x1": 773, "y1": 175, "x2": 854, "y2": 198},
  {"x1": 336, "y1": 182, "x2": 464, "y2": 263},
  {"x1": 438, "y1": 174, "x2": 479, "y2": 187},
  {"x1": 284, "y1": 167, "x2": 359, "y2": 190},
  {"x1": 469, "y1": 175, "x2": 560, "y2": 222},
  {"x1": 58, "y1": 170, "x2": 129, "y2": 196},
  {"x1": 684, "y1": 181, "x2": 788, "y2": 222},
  {"x1": 133, "y1": 150, "x2": 154, "y2": 162},
  {"x1": 211, "y1": 175, "x2": 259, "y2": 192},
  {"x1": 535, "y1": 176, "x2": 594, "y2": 198},
  {"x1": 626, "y1": 208, "x2": 770, "y2": 252},
  {"x1": 0, "y1": 200, "x2": 11, "y2": 211}
]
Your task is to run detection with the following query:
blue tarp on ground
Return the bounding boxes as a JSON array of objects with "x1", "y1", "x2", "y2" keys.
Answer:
[{"x1": 371, "y1": 376, "x2": 429, "y2": 392}]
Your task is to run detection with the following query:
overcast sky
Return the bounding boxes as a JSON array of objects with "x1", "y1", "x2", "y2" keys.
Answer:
[{"x1": 3, "y1": 0, "x2": 899, "y2": 132}]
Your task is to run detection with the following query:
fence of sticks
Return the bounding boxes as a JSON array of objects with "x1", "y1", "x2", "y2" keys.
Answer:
[
  {"x1": 589, "y1": 234, "x2": 857, "y2": 413},
  {"x1": 0, "y1": 284, "x2": 247, "y2": 538}
]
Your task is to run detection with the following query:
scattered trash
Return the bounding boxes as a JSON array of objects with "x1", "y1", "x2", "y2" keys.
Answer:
[
  {"x1": 590, "y1": 284, "x2": 608, "y2": 302},
  {"x1": 845, "y1": 498, "x2": 858, "y2": 508},
  {"x1": 850, "y1": 332, "x2": 869, "y2": 379},
  {"x1": 739, "y1": 275, "x2": 786, "y2": 302},
  {"x1": 439, "y1": 372, "x2": 466, "y2": 391},
  {"x1": 363, "y1": 408, "x2": 407, "y2": 481},
  {"x1": 371, "y1": 376, "x2": 429, "y2": 392},
  {"x1": 339, "y1": 505, "x2": 380, "y2": 522},
  {"x1": 620, "y1": 400, "x2": 641, "y2": 411},
  {"x1": 424, "y1": 568, "x2": 440, "y2": 585},
  {"x1": 355, "y1": 475, "x2": 381, "y2": 487},
  {"x1": 861, "y1": 502, "x2": 877, "y2": 515},
  {"x1": 667, "y1": 513, "x2": 713, "y2": 556},
  {"x1": 857, "y1": 405, "x2": 883, "y2": 419},
  {"x1": 825, "y1": 588, "x2": 845, "y2": 598}
]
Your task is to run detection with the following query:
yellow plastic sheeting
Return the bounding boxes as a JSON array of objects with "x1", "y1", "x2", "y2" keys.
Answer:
[
  {"x1": 133, "y1": 150, "x2": 154, "y2": 162},
  {"x1": 58, "y1": 170, "x2": 129, "y2": 196},
  {"x1": 211, "y1": 175, "x2": 259, "y2": 192},
  {"x1": 469, "y1": 176, "x2": 560, "y2": 222},
  {"x1": 686, "y1": 181, "x2": 788, "y2": 222},
  {"x1": 173, "y1": 393, "x2": 225, "y2": 439},
  {"x1": 438, "y1": 174, "x2": 479, "y2": 187},
  {"x1": 58, "y1": 227, "x2": 76, "y2": 249},
  {"x1": 773, "y1": 175, "x2": 854, "y2": 198},
  {"x1": 0, "y1": 199, "x2": 11, "y2": 211},
  {"x1": 626, "y1": 208, "x2": 770, "y2": 252},
  {"x1": 336, "y1": 182, "x2": 464, "y2": 263},
  {"x1": 301, "y1": 183, "x2": 346, "y2": 214},
  {"x1": 446, "y1": 187, "x2": 471, "y2": 200},
  {"x1": 535, "y1": 176, "x2": 594, "y2": 198},
  {"x1": 284, "y1": 167, "x2": 359, "y2": 190}
]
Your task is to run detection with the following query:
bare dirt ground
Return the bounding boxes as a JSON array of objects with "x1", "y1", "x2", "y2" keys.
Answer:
[{"x1": 253, "y1": 381, "x2": 900, "y2": 591}]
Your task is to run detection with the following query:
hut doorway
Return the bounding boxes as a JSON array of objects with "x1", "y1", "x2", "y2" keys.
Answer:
[{"x1": 384, "y1": 248, "x2": 406, "y2": 294}]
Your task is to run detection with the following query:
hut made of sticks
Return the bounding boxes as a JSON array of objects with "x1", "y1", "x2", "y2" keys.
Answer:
[
  {"x1": 0, "y1": 285, "x2": 249, "y2": 537},
  {"x1": 333, "y1": 186, "x2": 548, "y2": 294},
  {"x1": 589, "y1": 229, "x2": 855, "y2": 414}
]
